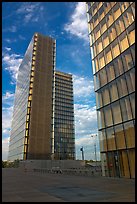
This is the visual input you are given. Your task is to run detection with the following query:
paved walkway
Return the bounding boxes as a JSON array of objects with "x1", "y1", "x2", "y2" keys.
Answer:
[{"x1": 2, "y1": 168, "x2": 135, "y2": 202}]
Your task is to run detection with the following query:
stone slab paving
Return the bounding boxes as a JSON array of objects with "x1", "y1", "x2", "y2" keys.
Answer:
[{"x1": 2, "y1": 168, "x2": 135, "y2": 202}]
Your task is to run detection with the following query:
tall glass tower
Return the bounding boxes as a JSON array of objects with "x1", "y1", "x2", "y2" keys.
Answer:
[
  {"x1": 8, "y1": 33, "x2": 75, "y2": 161},
  {"x1": 86, "y1": 2, "x2": 135, "y2": 178}
]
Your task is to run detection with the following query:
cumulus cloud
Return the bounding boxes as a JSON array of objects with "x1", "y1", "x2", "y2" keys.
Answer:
[
  {"x1": 2, "y1": 137, "x2": 10, "y2": 160},
  {"x1": 64, "y1": 2, "x2": 88, "y2": 41},
  {"x1": 2, "y1": 51, "x2": 22, "y2": 83}
]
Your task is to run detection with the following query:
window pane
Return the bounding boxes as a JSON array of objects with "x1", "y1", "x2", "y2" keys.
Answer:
[
  {"x1": 112, "y1": 101, "x2": 122, "y2": 124},
  {"x1": 120, "y1": 97, "x2": 133, "y2": 122},
  {"x1": 129, "y1": 93, "x2": 135, "y2": 118},
  {"x1": 102, "y1": 87, "x2": 110, "y2": 106},
  {"x1": 96, "y1": 38, "x2": 103, "y2": 55},
  {"x1": 122, "y1": 48, "x2": 134, "y2": 72},
  {"x1": 115, "y1": 16, "x2": 125, "y2": 35},
  {"x1": 98, "y1": 6, "x2": 105, "y2": 22},
  {"x1": 100, "y1": 18, "x2": 107, "y2": 35},
  {"x1": 114, "y1": 124, "x2": 126, "y2": 149},
  {"x1": 109, "y1": 81, "x2": 118, "y2": 102},
  {"x1": 93, "y1": 12, "x2": 99, "y2": 28},
  {"x1": 116, "y1": 75, "x2": 128, "y2": 98},
  {"x1": 113, "y1": 56, "x2": 124, "y2": 77},
  {"x1": 109, "y1": 24, "x2": 117, "y2": 42},
  {"x1": 94, "y1": 74, "x2": 100, "y2": 90},
  {"x1": 119, "y1": 32, "x2": 129, "y2": 52},
  {"x1": 105, "y1": 47, "x2": 112, "y2": 64},
  {"x1": 99, "y1": 68, "x2": 107, "y2": 87},
  {"x1": 127, "y1": 23, "x2": 135, "y2": 46},
  {"x1": 127, "y1": 149, "x2": 135, "y2": 178},
  {"x1": 102, "y1": 31, "x2": 110, "y2": 49},
  {"x1": 120, "y1": 2, "x2": 130, "y2": 12},
  {"x1": 113, "y1": 3, "x2": 122, "y2": 21},
  {"x1": 103, "y1": 2, "x2": 111, "y2": 14},
  {"x1": 106, "y1": 62, "x2": 115, "y2": 82},
  {"x1": 98, "y1": 52, "x2": 105, "y2": 69},
  {"x1": 104, "y1": 105, "x2": 113, "y2": 127},
  {"x1": 111, "y1": 39, "x2": 120, "y2": 59},
  {"x1": 130, "y1": 44, "x2": 135, "y2": 65},
  {"x1": 124, "y1": 121, "x2": 135, "y2": 148},
  {"x1": 99, "y1": 130, "x2": 107, "y2": 152},
  {"x1": 106, "y1": 11, "x2": 114, "y2": 28},
  {"x1": 97, "y1": 109, "x2": 105, "y2": 129},
  {"x1": 131, "y1": 2, "x2": 135, "y2": 18},
  {"x1": 94, "y1": 25, "x2": 101, "y2": 41},
  {"x1": 96, "y1": 91, "x2": 103, "y2": 109},
  {"x1": 122, "y1": 7, "x2": 134, "y2": 28},
  {"x1": 125, "y1": 68, "x2": 135, "y2": 93},
  {"x1": 106, "y1": 127, "x2": 116, "y2": 151}
]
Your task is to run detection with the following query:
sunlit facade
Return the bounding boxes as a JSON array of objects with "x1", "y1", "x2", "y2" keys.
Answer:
[
  {"x1": 86, "y1": 2, "x2": 135, "y2": 178},
  {"x1": 8, "y1": 33, "x2": 75, "y2": 161}
]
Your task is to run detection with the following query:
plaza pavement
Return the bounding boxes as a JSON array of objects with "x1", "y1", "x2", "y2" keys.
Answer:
[{"x1": 2, "y1": 168, "x2": 135, "y2": 202}]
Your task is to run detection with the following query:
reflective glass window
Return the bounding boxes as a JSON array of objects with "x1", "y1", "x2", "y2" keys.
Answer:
[
  {"x1": 105, "y1": 47, "x2": 112, "y2": 64},
  {"x1": 127, "y1": 23, "x2": 135, "y2": 46},
  {"x1": 98, "y1": 6, "x2": 105, "y2": 22},
  {"x1": 98, "y1": 52, "x2": 105, "y2": 69},
  {"x1": 119, "y1": 32, "x2": 129, "y2": 52},
  {"x1": 130, "y1": 44, "x2": 135, "y2": 65},
  {"x1": 111, "y1": 39, "x2": 120, "y2": 59},
  {"x1": 109, "y1": 81, "x2": 119, "y2": 102},
  {"x1": 122, "y1": 7, "x2": 134, "y2": 28},
  {"x1": 97, "y1": 109, "x2": 105, "y2": 129},
  {"x1": 114, "y1": 124, "x2": 126, "y2": 149},
  {"x1": 102, "y1": 87, "x2": 110, "y2": 106},
  {"x1": 99, "y1": 130, "x2": 107, "y2": 152},
  {"x1": 106, "y1": 11, "x2": 114, "y2": 28},
  {"x1": 103, "y1": 2, "x2": 111, "y2": 14},
  {"x1": 109, "y1": 24, "x2": 117, "y2": 43},
  {"x1": 96, "y1": 91, "x2": 103, "y2": 109},
  {"x1": 100, "y1": 18, "x2": 107, "y2": 35},
  {"x1": 112, "y1": 101, "x2": 122, "y2": 124},
  {"x1": 99, "y1": 68, "x2": 107, "y2": 87},
  {"x1": 106, "y1": 62, "x2": 115, "y2": 82},
  {"x1": 113, "y1": 56, "x2": 124, "y2": 77},
  {"x1": 94, "y1": 25, "x2": 101, "y2": 41},
  {"x1": 112, "y1": 3, "x2": 122, "y2": 21},
  {"x1": 106, "y1": 127, "x2": 116, "y2": 151},
  {"x1": 120, "y1": 96, "x2": 133, "y2": 122},
  {"x1": 115, "y1": 16, "x2": 125, "y2": 35},
  {"x1": 104, "y1": 105, "x2": 113, "y2": 127},
  {"x1": 116, "y1": 75, "x2": 128, "y2": 98},
  {"x1": 122, "y1": 48, "x2": 134, "y2": 72},
  {"x1": 131, "y1": 2, "x2": 135, "y2": 18},
  {"x1": 124, "y1": 121, "x2": 135, "y2": 148},
  {"x1": 95, "y1": 38, "x2": 103, "y2": 55},
  {"x1": 93, "y1": 12, "x2": 99, "y2": 28},
  {"x1": 125, "y1": 68, "x2": 135, "y2": 94},
  {"x1": 94, "y1": 74, "x2": 100, "y2": 90},
  {"x1": 120, "y1": 2, "x2": 130, "y2": 12},
  {"x1": 102, "y1": 31, "x2": 110, "y2": 49}
]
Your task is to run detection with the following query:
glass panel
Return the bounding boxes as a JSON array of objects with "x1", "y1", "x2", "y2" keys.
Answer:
[
  {"x1": 94, "y1": 74, "x2": 100, "y2": 90},
  {"x1": 98, "y1": 6, "x2": 105, "y2": 22},
  {"x1": 120, "y1": 97, "x2": 133, "y2": 122},
  {"x1": 119, "y1": 32, "x2": 129, "y2": 52},
  {"x1": 106, "y1": 62, "x2": 115, "y2": 82},
  {"x1": 99, "y1": 130, "x2": 107, "y2": 152},
  {"x1": 129, "y1": 93, "x2": 135, "y2": 118},
  {"x1": 94, "y1": 58, "x2": 99, "y2": 73},
  {"x1": 102, "y1": 87, "x2": 110, "y2": 106},
  {"x1": 105, "y1": 47, "x2": 112, "y2": 64},
  {"x1": 98, "y1": 52, "x2": 105, "y2": 69},
  {"x1": 99, "y1": 68, "x2": 107, "y2": 87},
  {"x1": 96, "y1": 38, "x2": 103, "y2": 55},
  {"x1": 104, "y1": 105, "x2": 113, "y2": 127},
  {"x1": 97, "y1": 109, "x2": 105, "y2": 129},
  {"x1": 131, "y1": 2, "x2": 135, "y2": 18},
  {"x1": 130, "y1": 44, "x2": 135, "y2": 65},
  {"x1": 106, "y1": 11, "x2": 114, "y2": 28},
  {"x1": 120, "y1": 2, "x2": 130, "y2": 12},
  {"x1": 111, "y1": 39, "x2": 120, "y2": 59},
  {"x1": 103, "y1": 2, "x2": 111, "y2": 14},
  {"x1": 127, "y1": 149, "x2": 135, "y2": 178},
  {"x1": 122, "y1": 7, "x2": 134, "y2": 28},
  {"x1": 109, "y1": 24, "x2": 117, "y2": 42},
  {"x1": 102, "y1": 31, "x2": 110, "y2": 49},
  {"x1": 113, "y1": 3, "x2": 122, "y2": 21},
  {"x1": 114, "y1": 124, "x2": 126, "y2": 149},
  {"x1": 127, "y1": 23, "x2": 135, "y2": 46},
  {"x1": 113, "y1": 56, "x2": 124, "y2": 77},
  {"x1": 120, "y1": 150, "x2": 130, "y2": 178},
  {"x1": 124, "y1": 121, "x2": 135, "y2": 148},
  {"x1": 100, "y1": 18, "x2": 107, "y2": 35},
  {"x1": 93, "y1": 12, "x2": 99, "y2": 28},
  {"x1": 106, "y1": 127, "x2": 116, "y2": 151},
  {"x1": 96, "y1": 91, "x2": 103, "y2": 109},
  {"x1": 94, "y1": 25, "x2": 101, "y2": 41},
  {"x1": 125, "y1": 68, "x2": 135, "y2": 93},
  {"x1": 116, "y1": 75, "x2": 128, "y2": 98},
  {"x1": 112, "y1": 101, "x2": 122, "y2": 124},
  {"x1": 115, "y1": 16, "x2": 125, "y2": 35},
  {"x1": 109, "y1": 81, "x2": 118, "y2": 102},
  {"x1": 101, "y1": 153, "x2": 109, "y2": 177},
  {"x1": 122, "y1": 48, "x2": 134, "y2": 72}
]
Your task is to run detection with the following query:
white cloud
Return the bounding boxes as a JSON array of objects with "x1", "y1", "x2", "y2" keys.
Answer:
[
  {"x1": 9, "y1": 25, "x2": 17, "y2": 32},
  {"x1": 5, "y1": 38, "x2": 17, "y2": 43},
  {"x1": 2, "y1": 52, "x2": 23, "y2": 83},
  {"x1": 19, "y1": 35, "x2": 26, "y2": 40},
  {"x1": 64, "y1": 2, "x2": 88, "y2": 41},
  {"x1": 73, "y1": 75, "x2": 94, "y2": 98},
  {"x1": 5, "y1": 47, "x2": 11, "y2": 51},
  {"x1": 16, "y1": 3, "x2": 44, "y2": 24}
]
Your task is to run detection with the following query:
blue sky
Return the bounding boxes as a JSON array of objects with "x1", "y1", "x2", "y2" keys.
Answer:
[{"x1": 2, "y1": 2, "x2": 100, "y2": 161}]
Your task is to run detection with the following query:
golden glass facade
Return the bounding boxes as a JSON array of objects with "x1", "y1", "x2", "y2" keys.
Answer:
[{"x1": 86, "y1": 2, "x2": 135, "y2": 178}]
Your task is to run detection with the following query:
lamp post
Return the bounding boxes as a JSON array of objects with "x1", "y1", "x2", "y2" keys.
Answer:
[
  {"x1": 80, "y1": 146, "x2": 84, "y2": 160},
  {"x1": 91, "y1": 134, "x2": 97, "y2": 168}
]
